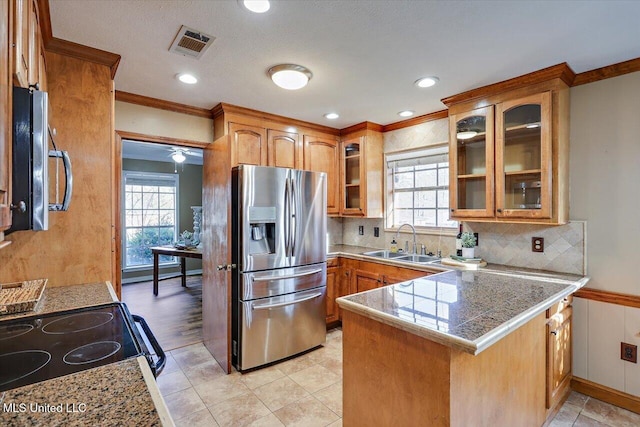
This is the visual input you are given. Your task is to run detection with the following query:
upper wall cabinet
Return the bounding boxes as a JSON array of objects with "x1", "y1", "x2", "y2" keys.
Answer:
[
  {"x1": 267, "y1": 129, "x2": 301, "y2": 169},
  {"x1": 1, "y1": 0, "x2": 12, "y2": 243},
  {"x1": 339, "y1": 126, "x2": 383, "y2": 218},
  {"x1": 229, "y1": 122, "x2": 267, "y2": 166},
  {"x1": 443, "y1": 66, "x2": 571, "y2": 225},
  {"x1": 12, "y1": 0, "x2": 41, "y2": 89},
  {"x1": 303, "y1": 135, "x2": 340, "y2": 216}
]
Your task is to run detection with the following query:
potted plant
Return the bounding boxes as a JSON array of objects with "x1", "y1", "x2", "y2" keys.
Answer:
[
  {"x1": 461, "y1": 232, "x2": 477, "y2": 258},
  {"x1": 180, "y1": 230, "x2": 194, "y2": 247}
]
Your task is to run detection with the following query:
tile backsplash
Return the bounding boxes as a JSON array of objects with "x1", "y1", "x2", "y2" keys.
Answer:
[
  {"x1": 466, "y1": 221, "x2": 586, "y2": 275},
  {"x1": 329, "y1": 217, "x2": 586, "y2": 276}
]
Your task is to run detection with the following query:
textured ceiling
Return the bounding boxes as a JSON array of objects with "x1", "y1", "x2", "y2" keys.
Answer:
[{"x1": 50, "y1": 0, "x2": 640, "y2": 128}]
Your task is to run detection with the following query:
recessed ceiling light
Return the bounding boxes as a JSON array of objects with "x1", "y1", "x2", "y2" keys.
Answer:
[
  {"x1": 324, "y1": 113, "x2": 339, "y2": 120},
  {"x1": 176, "y1": 73, "x2": 197, "y2": 84},
  {"x1": 414, "y1": 76, "x2": 439, "y2": 88},
  {"x1": 241, "y1": 0, "x2": 270, "y2": 13},
  {"x1": 268, "y1": 64, "x2": 313, "y2": 90},
  {"x1": 398, "y1": 110, "x2": 415, "y2": 118}
]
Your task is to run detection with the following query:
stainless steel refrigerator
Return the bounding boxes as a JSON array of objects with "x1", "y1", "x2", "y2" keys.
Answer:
[{"x1": 231, "y1": 165, "x2": 327, "y2": 371}]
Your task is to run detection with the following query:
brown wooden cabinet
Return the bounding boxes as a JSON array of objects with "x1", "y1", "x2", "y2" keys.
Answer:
[
  {"x1": 229, "y1": 122, "x2": 266, "y2": 167},
  {"x1": 353, "y1": 268, "x2": 381, "y2": 293},
  {"x1": 267, "y1": 129, "x2": 301, "y2": 169},
  {"x1": 303, "y1": 134, "x2": 340, "y2": 215},
  {"x1": 445, "y1": 70, "x2": 570, "y2": 225},
  {"x1": 339, "y1": 126, "x2": 383, "y2": 218},
  {"x1": 326, "y1": 257, "x2": 346, "y2": 325},
  {"x1": 546, "y1": 296, "x2": 573, "y2": 416},
  {"x1": 12, "y1": 0, "x2": 29, "y2": 88},
  {"x1": 1, "y1": 0, "x2": 12, "y2": 245}
]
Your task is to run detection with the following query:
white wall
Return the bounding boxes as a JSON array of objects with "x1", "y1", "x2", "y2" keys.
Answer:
[
  {"x1": 115, "y1": 101, "x2": 214, "y2": 143},
  {"x1": 569, "y1": 71, "x2": 640, "y2": 395}
]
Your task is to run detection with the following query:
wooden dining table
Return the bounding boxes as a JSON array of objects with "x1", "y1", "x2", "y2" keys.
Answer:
[{"x1": 150, "y1": 246, "x2": 203, "y2": 296}]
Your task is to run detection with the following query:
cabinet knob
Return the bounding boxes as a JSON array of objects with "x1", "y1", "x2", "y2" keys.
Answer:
[
  {"x1": 450, "y1": 209, "x2": 455, "y2": 212},
  {"x1": 497, "y1": 209, "x2": 502, "y2": 213},
  {"x1": 550, "y1": 330, "x2": 558, "y2": 336}
]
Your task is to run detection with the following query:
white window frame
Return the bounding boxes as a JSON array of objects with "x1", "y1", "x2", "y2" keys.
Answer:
[
  {"x1": 384, "y1": 143, "x2": 458, "y2": 236},
  {"x1": 122, "y1": 171, "x2": 180, "y2": 271}
]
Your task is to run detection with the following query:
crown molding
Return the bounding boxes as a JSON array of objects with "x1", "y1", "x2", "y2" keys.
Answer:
[
  {"x1": 340, "y1": 121, "x2": 384, "y2": 135},
  {"x1": 573, "y1": 57, "x2": 640, "y2": 86},
  {"x1": 381, "y1": 110, "x2": 449, "y2": 132},
  {"x1": 115, "y1": 91, "x2": 213, "y2": 119}
]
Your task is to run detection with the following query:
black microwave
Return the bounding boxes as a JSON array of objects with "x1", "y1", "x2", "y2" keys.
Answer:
[{"x1": 8, "y1": 86, "x2": 72, "y2": 234}]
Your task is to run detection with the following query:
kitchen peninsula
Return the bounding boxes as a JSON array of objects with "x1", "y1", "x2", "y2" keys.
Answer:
[{"x1": 337, "y1": 268, "x2": 588, "y2": 427}]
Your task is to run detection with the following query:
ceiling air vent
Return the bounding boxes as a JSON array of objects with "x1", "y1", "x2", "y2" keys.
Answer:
[{"x1": 169, "y1": 25, "x2": 215, "y2": 59}]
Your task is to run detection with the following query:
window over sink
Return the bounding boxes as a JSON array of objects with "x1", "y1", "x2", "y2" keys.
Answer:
[
  {"x1": 385, "y1": 144, "x2": 457, "y2": 234},
  {"x1": 122, "y1": 171, "x2": 179, "y2": 270}
]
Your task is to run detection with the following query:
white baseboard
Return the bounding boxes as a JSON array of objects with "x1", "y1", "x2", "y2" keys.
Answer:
[{"x1": 122, "y1": 269, "x2": 203, "y2": 285}]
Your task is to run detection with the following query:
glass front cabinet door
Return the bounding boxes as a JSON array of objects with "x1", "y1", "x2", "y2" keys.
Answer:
[
  {"x1": 341, "y1": 136, "x2": 364, "y2": 216},
  {"x1": 495, "y1": 92, "x2": 552, "y2": 219},
  {"x1": 449, "y1": 106, "x2": 495, "y2": 218}
]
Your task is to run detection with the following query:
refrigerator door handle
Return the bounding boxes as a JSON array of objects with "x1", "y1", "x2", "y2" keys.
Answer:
[
  {"x1": 290, "y1": 178, "x2": 296, "y2": 256},
  {"x1": 251, "y1": 292, "x2": 323, "y2": 310},
  {"x1": 284, "y1": 176, "x2": 290, "y2": 257},
  {"x1": 251, "y1": 268, "x2": 323, "y2": 282}
]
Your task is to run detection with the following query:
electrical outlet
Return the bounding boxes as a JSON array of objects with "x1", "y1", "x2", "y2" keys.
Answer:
[
  {"x1": 532, "y1": 237, "x2": 544, "y2": 252},
  {"x1": 358, "y1": 225, "x2": 364, "y2": 236},
  {"x1": 621, "y1": 342, "x2": 638, "y2": 363},
  {"x1": 374, "y1": 227, "x2": 379, "y2": 237},
  {"x1": 474, "y1": 232, "x2": 479, "y2": 247}
]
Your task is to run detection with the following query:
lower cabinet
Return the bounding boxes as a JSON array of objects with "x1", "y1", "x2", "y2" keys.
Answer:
[
  {"x1": 546, "y1": 296, "x2": 573, "y2": 415},
  {"x1": 326, "y1": 257, "x2": 435, "y2": 325}
]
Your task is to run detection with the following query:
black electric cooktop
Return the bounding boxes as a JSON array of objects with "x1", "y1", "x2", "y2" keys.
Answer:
[{"x1": 0, "y1": 303, "x2": 154, "y2": 392}]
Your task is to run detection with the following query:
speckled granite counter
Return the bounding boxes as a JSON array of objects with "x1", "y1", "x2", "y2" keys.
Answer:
[
  {"x1": 1, "y1": 282, "x2": 118, "y2": 321},
  {"x1": 0, "y1": 357, "x2": 169, "y2": 426},
  {"x1": 337, "y1": 267, "x2": 589, "y2": 355},
  {"x1": 0, "y1": 282, "x2": 174, "y2": 426}
]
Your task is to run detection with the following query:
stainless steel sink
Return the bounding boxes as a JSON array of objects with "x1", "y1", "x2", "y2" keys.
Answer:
[
  {"x1": 397, "y1": 254, "x2": 440, "y2": 263},
  {"x1": 361, "y1": 250, "x2": 409, "y2": 259},
  {"x1": 361, "y1": 250, "x2": 441, "y2": 265}
]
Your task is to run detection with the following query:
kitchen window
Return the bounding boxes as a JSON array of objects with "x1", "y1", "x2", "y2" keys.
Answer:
[
  {"x1": 122, "y1": 171, "x2": 179, "y2": 270},
  {"x1": 385, "y1": 144, "x2": 457, "y2": 233}
]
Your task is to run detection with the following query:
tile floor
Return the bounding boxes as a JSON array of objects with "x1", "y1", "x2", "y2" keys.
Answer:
[{"x1": 157, "y1": 329, "x2": 640, "y2": 427}]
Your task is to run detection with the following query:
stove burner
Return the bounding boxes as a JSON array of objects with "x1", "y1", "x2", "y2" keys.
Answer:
[
  {"x1": 0, "y1": 324, "x2": 34, "y2": 341},
  {"x1": 63, "y1": 341, "x2": 122, "y2": 365},
  {"x1": 42, "y1": 312, "x2": 114, "y2": 334},
  {"x1": 0, "y1": 350, "x2": 51, "y2": 387}
]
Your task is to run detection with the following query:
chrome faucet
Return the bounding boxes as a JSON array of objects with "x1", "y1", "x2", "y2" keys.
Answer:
[{"x1": 395, "y1": 223, "x2": 417, "y2": 254}]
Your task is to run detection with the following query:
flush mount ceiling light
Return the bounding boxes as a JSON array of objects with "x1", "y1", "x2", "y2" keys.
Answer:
[
  {"x1": 268, "y1": 64, "x2": 313, "y2": 90},
  {"x1": 172, "y1": 150, "x2": 187, "y2": 163},
  {"x1": 414, "y1": 76, "x2": 439, "y2": 88},
  {"x1": 176, "y1": 73, "x2": 197, "y2": 84},
  {"x1": 456, "y1": 130, "x2": 478, "y2": 140},
  {"x1": 324, "y1": 113, "x2": 339, "y2": 120},
  {"x1": 241, "y1": 0, "x2": 270, "y2": 13},
  {"x1": 398, "y1": 110, "x2": 415, "y2": 118}
]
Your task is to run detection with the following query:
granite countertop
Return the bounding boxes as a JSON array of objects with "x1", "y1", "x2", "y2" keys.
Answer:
[
  {"x1": 0, "y1": 282, "x2": 174, "y2": 426},
  {"x1": 1, "y1": 282, "x2": 119, "y2": 321},
  {"x1": 0, "y1": 357, "x2": 167, "y2": 426},
  {"x1": 336, "y1": 255, "x2": 589, "y2": 355}
]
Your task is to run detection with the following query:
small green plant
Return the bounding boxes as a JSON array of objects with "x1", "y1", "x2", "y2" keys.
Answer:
[
  {"x1": 181, "y1": 230, "x2": 194, "y2": 240},
  {"x1": 461, "y1": 232, "x2": 476, "y2": 248}
]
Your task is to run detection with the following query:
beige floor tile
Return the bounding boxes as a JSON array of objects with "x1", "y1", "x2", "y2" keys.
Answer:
[
  {"x1": 316, "y1": 355, "x2": 342, "y2": 378},
  {"x1": 274, "y1": 395, "x2": 339, "y2": 427},
  {"x1": 573, "y1": 414, "x2": 612, "y2": 427},
  {"x1": 289, "y1": 364, "x2": 341, "y2": 394},
  {"x1": 183, "y1": 359, "x2": 227, "y2": 386},
  {"x1": 157, "y1": 369, "x2": 192, "y2": 395},
  {"x1": 208, "y1": 392, "x2": 271, "y2": 427},
  {"x1": 274, "y1": 354, "x2": 317, "y2": 376},
  {"x1": 246, "y1": 413, "x2": 285, "y2": 426},
  {"x1": 581, "y1": 397, "x2": 640, "y2": 427},
  {"x1": 172, "y1": 343, "x2": 216, "y2": 369},
  {"x1": 313, "y1": 382, "x2": 342, "y2": 417},
  {"x1": 326, "y1": 420, "x2": 342, "y2": 427},
  {"x1": 566, "y1": 391, "x2": 590, "y2": 409},
  {"x1": 326, "y1": 329, "x2": 342, "y2": 341},
  {"x1": 548, "y1": 402, "x2": 581, "y2": 427},
  {"x1": 306, "y1": 345, "x2": 341, "y2": 365},
  {"x1": 194, "y1": 373, "x2": 251, "y2": 407},
  {"x1": 174, "y1": 408, "x2": 220, "y2": 427},
  {"x1": 254, "y1": 376, "x2": 310, "y2": 411},
  {"x1": 240, "y1": 365, "x2": 286, "y2": 390},
  {"x1": 164, "y1": 387, "x2": 207, "y2": 421},
  {"x1": 160, "y1": 353, "x2": 181, "y2": 375}
]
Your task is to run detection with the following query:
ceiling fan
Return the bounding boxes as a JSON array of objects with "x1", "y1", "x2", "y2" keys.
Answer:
[{"x1": 167, "y1": 147, "x2": 201, "y2": 163}]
